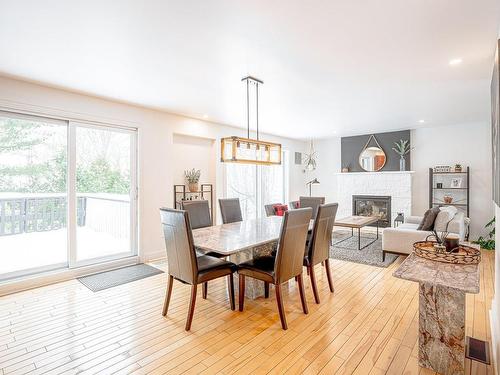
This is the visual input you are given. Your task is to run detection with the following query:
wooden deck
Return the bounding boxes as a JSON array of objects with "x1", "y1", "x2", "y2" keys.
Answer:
[{"x1": 0, "y1": 251, "x2": 495, "y2": 374}]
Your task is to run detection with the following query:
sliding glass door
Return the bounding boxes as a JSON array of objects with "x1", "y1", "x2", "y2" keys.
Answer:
[
  {"x1": 0, "y1": 112, "x2": 137, "y2": 281},
  {"x1": 0, "y1": 112, "x2": 68, "y2": 279},
  {"x1": 74, "y1": 124, "x2": 136, "y2": 265}
]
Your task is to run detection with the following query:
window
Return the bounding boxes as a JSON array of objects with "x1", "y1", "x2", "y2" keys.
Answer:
[
  {"x1": 225, "y1": 151, "x2": 288, "y2": 220},
  {"x1": 0, "y1": 111, "x2": 138, "y2": 281}
]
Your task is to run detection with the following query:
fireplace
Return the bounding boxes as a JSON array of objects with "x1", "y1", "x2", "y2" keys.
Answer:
[{"x1": 352, "y1": 195, "x2": 391, "y2": 227}]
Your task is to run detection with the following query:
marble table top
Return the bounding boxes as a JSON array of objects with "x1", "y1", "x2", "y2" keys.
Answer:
[
  {"x1": 393, "y1": 252, "x2": 480, "y2": 294},
  {"x1": 193, "y1": 216, "x2": 284, "y2": 255}
]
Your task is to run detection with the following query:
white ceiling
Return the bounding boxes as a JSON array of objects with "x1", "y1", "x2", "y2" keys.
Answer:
[{"x1": 0, "y1": 0, "x2": 499, "y2": 139}]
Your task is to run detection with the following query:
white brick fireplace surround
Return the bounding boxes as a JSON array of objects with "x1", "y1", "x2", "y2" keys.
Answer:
[{"x1": 336, "y1": 171, "x2": 413, "y2": 227}]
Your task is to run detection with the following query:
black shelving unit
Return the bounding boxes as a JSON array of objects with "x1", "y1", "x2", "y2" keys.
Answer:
[
  {"x1": 429, "y1": 167, "x2": 470, "y2": 217},
  {"x1": 174, "y1": 184, "x2": 214, "y2": 224}
]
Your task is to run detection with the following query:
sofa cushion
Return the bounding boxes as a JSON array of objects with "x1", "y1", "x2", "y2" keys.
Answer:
[
  {"x1": 273, "y1": 204, "x2": 288, "y2": 216},
  {"x1": 398, "y1": 223, "x2": 420, "y2": 230},
  {"x1": 417, "y1": 207, "x2": 440, "y2": 231},
  {"x1": 434, "y1": 206, "x2": 458, "y2": 232}
]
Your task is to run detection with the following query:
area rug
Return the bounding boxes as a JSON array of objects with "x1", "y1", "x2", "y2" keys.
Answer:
[
  {"x1": 330, "y1": 230, "x2": 398, "y2": 268},
  {"x1": 78, "y1": 264, "x2": 164, "y2": 292}
]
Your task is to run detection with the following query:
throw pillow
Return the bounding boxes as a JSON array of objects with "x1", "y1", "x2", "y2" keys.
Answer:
[
  {"x1": 434, "y1": 206, "x2": 458, "y2": 232},
  {"x1": 273, "y1": 204, "x2": 289, "y2": 216},
  {"x1": 417, "y1": 207, "x2": 440, "y2": 231}
]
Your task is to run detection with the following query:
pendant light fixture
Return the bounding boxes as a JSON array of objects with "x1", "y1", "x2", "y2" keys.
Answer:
[{"x1": 220, "y1": 76, "x2": 282, "y2": 165}]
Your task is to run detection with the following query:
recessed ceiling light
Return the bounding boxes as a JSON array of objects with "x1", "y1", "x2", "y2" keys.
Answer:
[
  {"x1": 449, "y1": 58, "x2": 462, "y2": 66},
  {"x1": 418, "y1": 119, "x2": 425, "y2": 123},
  {"x1": 203, "y1": 114, "x2": 209, "y2": 119}
]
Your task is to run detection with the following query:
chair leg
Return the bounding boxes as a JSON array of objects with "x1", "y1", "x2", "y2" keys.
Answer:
[
  {"x1": 324, "y1": 259, "x2": 334, "y2": 293},
  {"x1": 306, "y1": 267, "x2": 310, "y2": 276},
  {"x1": 202, "y1": 282, "x2": 208, "y2": 299},
  {"x1": 309, "y1": 265, "x2": 320, "y2": 304},
  {"x1": 228, "y1": 275, "x2": 235, "y2": 311},
  {"x1": 162, "y1": 275, "x2": 174, "y2": 316},
  {"x1": 264, "y1": 282, "x2": 269, "y2": 298},
  {"x1": 275, "y1": 283, "x2": 288, "y2": 330},
  {"x1": 238, "y1": 274, "x2": 245, "y2": 312},
  {"x1": 185, "y1": 284, "x2": 197, "y2": 331},
  {"x1": 297, "y1": 273, "x2": 309, "y2": 314}
]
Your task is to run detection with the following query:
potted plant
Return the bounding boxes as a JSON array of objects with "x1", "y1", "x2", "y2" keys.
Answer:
[
  {"x1": 392, "y1": 139, "x2": 411, "y2": 171},
  {"x1": 473, "y1": 217, "x2": 495, "y2": 250},
  {"x1": 455, "y1": 164, "x2": 463, "y2": 172},
  {"x1": 184, "y1": 169, "x2": 201, "y2": 192}
]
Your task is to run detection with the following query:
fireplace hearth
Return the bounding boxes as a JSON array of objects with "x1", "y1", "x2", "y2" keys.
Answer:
[{"x1": 352, "y1": 195, "x2": 391, "y2": 227}]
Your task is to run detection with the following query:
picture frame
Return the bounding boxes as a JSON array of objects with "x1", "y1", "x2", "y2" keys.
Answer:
[{"x1": 451, "y1": 178, "x2": 462, "y2": 188}]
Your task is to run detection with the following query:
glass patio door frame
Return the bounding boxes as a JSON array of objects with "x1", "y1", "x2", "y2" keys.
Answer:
[
  {"x1": 0, "y1": 110, "x2": 70, "y2": 281},
  {"x1": 67, "y1": 121, "x2": 138, "y2": 269}
]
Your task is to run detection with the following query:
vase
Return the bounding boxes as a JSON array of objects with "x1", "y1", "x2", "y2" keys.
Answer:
[
  {"x1": 188, "y1": 182, "x2": 199, "y2": 192},
  {"x1": 399, "y1": 156, "x2": 406, "y2": 171}
]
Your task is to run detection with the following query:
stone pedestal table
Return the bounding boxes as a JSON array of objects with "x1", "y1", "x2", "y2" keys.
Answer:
[{"x1": 393, "y1": 251, "x2": 480, "y2": 375}]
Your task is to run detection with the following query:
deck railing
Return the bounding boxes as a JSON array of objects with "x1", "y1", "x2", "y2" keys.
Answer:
[{"x1": 0, "y1": 194, "x2": 129, "y2": 237}]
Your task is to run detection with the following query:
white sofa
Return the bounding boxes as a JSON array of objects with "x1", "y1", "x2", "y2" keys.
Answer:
[{"x1": 382, "y1": 210, "x2": 467, "y2": 261}]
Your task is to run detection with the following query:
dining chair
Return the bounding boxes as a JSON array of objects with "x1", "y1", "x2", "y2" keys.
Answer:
[
  {"x1": 181, "y1": 200, "x2": 212, "y2": 229},
  {"x1": 160, "y1": 208, "x2": 236, "y2": 331},
  {"x1": 264, "y1": 203, "x2": 281, "y2": 216},
  {"x1": 289, "y1": 200, "x2": 300, "y2": 209},
  {"x1": 299, "y1": 196, "x2": 325, "y2": 218},
  {"x1": 181, "y1": 199, "x2": 225, "y2": 299},
  {"x1": 219, "y1": 198, "x2": 243, "y2": 224},
  {"x1": 305, "y1": 203, "x2": 338, "y2": 304},
  {"x1": 238, "y1": 207, "x2": 312, "y2": 330}
]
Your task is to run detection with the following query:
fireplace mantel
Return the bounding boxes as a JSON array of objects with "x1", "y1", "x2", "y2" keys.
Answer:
[{"x1": 336, "y1": 171, "x2": 413, "y2": 227}]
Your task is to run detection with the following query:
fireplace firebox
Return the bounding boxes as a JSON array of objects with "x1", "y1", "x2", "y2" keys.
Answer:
[{"x1": 352, "y1": 195, "x2": 391, "y2": 228}]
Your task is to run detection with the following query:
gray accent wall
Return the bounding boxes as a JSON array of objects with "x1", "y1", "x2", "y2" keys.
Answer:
[{"x1": 341, "y1": 130, "x2": 411, "y2": 172}]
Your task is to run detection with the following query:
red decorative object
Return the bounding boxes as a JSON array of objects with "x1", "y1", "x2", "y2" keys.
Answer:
[{"x1": 273, "y1": 204, "x2": 289, "y2": 216}]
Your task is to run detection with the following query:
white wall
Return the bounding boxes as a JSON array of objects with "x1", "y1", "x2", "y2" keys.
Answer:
[
  {"x1": 411, "y1": 122, "x2": 493, "y2": 238},
  {"x1": 0, "y1": 76, "x2": 308, "y2": 261},
  {"x1": 310, "y1": 137, "x2": 341, "y2": 202},
  {"x1": 172, "y1": 133, "x2": 216, "y2": 186},
  {"x1": 312, "y1": 122, "x2": 492, "y2": 238}
]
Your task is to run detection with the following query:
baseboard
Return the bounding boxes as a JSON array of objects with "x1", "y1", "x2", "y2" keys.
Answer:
[
  {"x1": 141, "y1": 250, "x2": 166, "y2": 263},
  {"x1": 491, "y1": 305, "x2": 500, "y2": 375},
  {"x1": 0, "y1": 256, "x2": 140, "y2": 296}
]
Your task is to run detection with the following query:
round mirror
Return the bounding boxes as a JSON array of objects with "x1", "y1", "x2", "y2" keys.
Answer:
[{"x1": 359, "y1": 146, "x2": 386, "y2": 172}]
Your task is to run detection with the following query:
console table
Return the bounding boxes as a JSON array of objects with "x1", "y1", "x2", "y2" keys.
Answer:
[{"x1": 393, "y1": 251, "x2": 480, "y2": 375}]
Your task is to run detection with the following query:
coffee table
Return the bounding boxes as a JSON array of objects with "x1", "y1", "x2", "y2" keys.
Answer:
[{"x1": 333, "y1": 215, "x2": 379, "y2": 250}]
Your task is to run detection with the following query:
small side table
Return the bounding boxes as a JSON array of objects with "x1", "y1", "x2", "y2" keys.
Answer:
[
  {"x1": 394, "y1": 212, "x2": 404, "y2": 227},
  {"x1": 393, "y1": 250, "x2": 480, "y2": 375}
]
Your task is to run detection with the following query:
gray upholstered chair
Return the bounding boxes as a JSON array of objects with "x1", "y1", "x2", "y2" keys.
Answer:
[
  {"x1": 299, "y1": 196, "x2": 325, "y2": 218},
  {"x1": 160, "y1": 208, "x2": 236, "y2": 331},
  {"x1": 219, "y1": 198, "x2": 243, "y2": 224},
  {"x1": 304, "y1": 203, "x2": 338, "y2": 304},
  {"x1": 264, "y1": 203, "x2": 281, "y2": 217},
  {"x1": 181, "y1": 200, "x2": 211, "y2": 229}
]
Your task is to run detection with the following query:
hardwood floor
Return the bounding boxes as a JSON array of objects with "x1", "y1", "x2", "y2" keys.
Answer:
[{"x1": 0, "y1": 251, "x2": 495, "y2": 374}]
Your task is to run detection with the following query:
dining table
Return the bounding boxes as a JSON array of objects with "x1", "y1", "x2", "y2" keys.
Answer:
[{"x1": 192, "y1": 215, "x2": 312, "y2": 299}]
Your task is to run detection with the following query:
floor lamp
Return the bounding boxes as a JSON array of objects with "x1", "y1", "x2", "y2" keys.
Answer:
[{"x1": 306, "y1": 178, "x2": 320, "y2": 196}]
